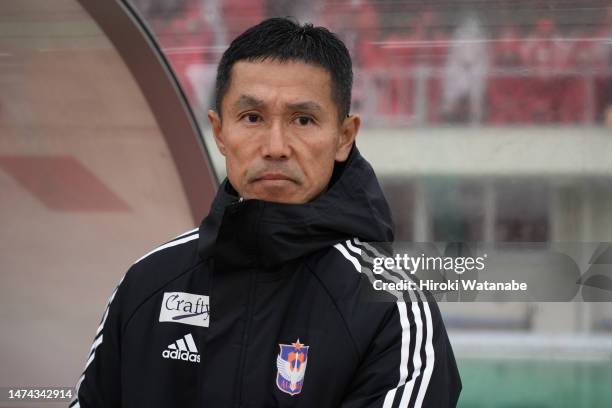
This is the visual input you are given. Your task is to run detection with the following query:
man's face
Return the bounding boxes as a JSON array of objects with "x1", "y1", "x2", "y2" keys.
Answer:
[{"x1": 208, "y1": 59, "x2": 359, "y2": 204}]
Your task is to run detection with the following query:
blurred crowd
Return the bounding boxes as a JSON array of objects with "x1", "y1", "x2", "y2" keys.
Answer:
[{"x1": 134, "y1": 0, "x2": 612, "y2": 127}]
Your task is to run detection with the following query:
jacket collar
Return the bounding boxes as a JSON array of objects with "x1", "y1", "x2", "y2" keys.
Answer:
[{"x1": 197, "y1": 145, "x2": 394, "y2": 270}]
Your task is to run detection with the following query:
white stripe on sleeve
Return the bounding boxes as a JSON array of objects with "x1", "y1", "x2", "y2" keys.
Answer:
[
  {"x1": 135, "y1": 233, "x2": 199, "y2": 264},
  {"x1": 350, "y1": 238, "x2": 435, "y2": 408},
  {"x1": 333, "y1": 242, "x2": 361, "y2": 272},
  {"x1": 414, "y1": 300, "x2": 435, "y2": 408}
]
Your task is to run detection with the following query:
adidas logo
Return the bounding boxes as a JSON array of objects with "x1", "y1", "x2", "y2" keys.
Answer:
[{"x1": 162, "y1": 333, "x2": 200, "y2": 363}]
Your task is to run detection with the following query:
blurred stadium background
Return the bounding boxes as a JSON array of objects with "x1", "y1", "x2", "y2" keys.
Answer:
[{"x1": 0, "y1": 0, "x2": 611, "y2": 406}]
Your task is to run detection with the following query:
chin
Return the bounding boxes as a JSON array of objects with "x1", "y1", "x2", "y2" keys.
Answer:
[{"x1": 245, "y1": 182, "x2": 307, "y2": 204}]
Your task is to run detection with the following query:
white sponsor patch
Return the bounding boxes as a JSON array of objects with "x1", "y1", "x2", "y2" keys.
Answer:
[{"x1": 159, "y1": 292, "x2": 210, "y2": 328}]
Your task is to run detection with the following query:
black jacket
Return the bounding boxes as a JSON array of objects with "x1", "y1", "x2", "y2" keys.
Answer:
[{"x1": 71, "y1": 145, "x2": 461, "y2": 408}]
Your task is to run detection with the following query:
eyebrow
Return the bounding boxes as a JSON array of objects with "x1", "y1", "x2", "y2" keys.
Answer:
[
  {"x1": 233, "y1": 94, "x2": 323, "y2": 114},
  {"x1": 286, "y1": 101, "x2": 323, "y2": 113},
  {"x1": 233, "y1": 94, "x2": 265, "y2": 111}
]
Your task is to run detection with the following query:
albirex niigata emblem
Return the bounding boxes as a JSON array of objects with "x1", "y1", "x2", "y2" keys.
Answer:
[{"x1": 276, "y1": 339, "x2": 309, "y2": 396}]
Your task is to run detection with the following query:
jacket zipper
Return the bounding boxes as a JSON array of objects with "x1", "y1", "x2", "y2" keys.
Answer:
[{"x1": 233, "y1": 196, "x2": 255, "y2": 407}]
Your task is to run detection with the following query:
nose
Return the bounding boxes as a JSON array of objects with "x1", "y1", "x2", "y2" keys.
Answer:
[{"x1": 261, "y1": 120, "x2": 291, "y2": 160}]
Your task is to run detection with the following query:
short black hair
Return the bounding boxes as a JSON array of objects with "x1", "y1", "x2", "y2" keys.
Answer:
[{"x1": 213, "y1": 17, "x2": 353, "y2": 122}]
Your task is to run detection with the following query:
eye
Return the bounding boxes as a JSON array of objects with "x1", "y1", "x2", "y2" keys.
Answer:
[
  {"x1": 240, "y1": 113, "x2": 261, "y2": 124},
  {"x1": 294, "y1": 116, "x2": 314, "y2": 126}
]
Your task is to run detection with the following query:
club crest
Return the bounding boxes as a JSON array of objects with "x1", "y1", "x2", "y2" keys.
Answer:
[{"x1": 276, "y1": 339, "x2": 309, "y2": 396}]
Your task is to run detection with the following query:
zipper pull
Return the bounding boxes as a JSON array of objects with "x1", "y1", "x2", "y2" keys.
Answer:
[{"x1": 230, "y1": 196, "x2": 244, "y2": 208}]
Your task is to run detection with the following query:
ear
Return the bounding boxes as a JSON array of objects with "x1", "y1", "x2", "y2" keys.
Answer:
[
  {"x1": 335, "y1": 114, "x2": 360, "y2": 162},
  {"x1": 207, "y1": 109, "x2": 226, "y2": 156}
]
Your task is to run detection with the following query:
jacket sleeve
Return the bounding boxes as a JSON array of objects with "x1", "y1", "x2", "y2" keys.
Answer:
[
  {"x1": 69, "y1": 277, "x2": 124, "y2": 408},
  {"x1": 341, "y1": 297, "x2": 462, "y2": 408}
]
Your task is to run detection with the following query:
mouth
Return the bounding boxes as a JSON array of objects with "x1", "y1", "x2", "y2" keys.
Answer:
[{"x1": 254, "y1": 173, "x2": 295, "y2": 183}]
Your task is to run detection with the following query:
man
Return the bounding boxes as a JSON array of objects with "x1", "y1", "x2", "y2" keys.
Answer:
[{"x1": 71, "y1": 17, "x2": 461, "y2": 407}]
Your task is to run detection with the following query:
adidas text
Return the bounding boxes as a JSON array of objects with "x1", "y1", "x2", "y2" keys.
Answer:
[{"x1": 162, "y1": 349, "x2": 200, "y2": 363}]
